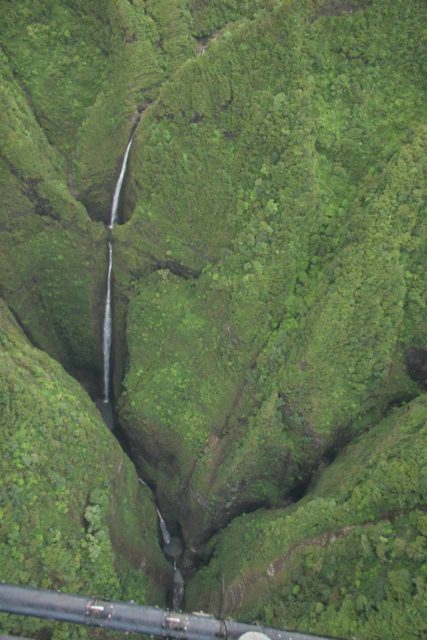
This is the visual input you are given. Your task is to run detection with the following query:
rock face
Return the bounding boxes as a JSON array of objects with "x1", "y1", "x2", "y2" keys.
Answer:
[
  {"x1": 116, "y1": 0, "x2": 427, "y2": 544},
  {"x1": 186, "y1": 395, "x2": 427, "y2": 640},
  {"x1": 0, "y1": 300, "x2": 171, "y2": 637}
]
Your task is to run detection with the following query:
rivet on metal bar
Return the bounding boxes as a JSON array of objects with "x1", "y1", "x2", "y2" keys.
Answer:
[
  {"x1": 163, "y1": 615, "x2": 188, "y2": 632},
  {"x1": 85, "y1": 600, "x2": 114, "y2": 620}
]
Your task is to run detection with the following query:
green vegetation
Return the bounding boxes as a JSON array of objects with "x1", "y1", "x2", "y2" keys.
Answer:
[
  {"x1": 189, "y1": 0, "x2": 271, "y2": 38},
  {"x1": 0, "y1": 0, "x2": 199, "y2": 378},
  {"x1": 0, "y1": 1, "x2": 426, "y2": 639},
  {"x1": 186, "y1": 395, "x2": 427, "y2": 640},
  {"x1": 0, "y1": 300, "x2": 170, "y2": 638},
  {"x1": 117, "y1": 0, "x2": 427, "y2": 544},
  {"x1": 0, "y1": 0, "x2": 197, "y2": 217},
  {"x1": 0, "y1": 44, "x2": 105, "y2": 377}
]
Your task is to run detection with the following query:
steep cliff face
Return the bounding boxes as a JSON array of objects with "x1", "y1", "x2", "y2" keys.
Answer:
[
  {"x1": 0, "y1": 0, "x2": 196, "y2": 220},
  {"x1": 0, "y1": 45, "x2": 105, "y2": 380},
  {"x1": 0, "y1": 300, "x2": 170, "y2": 637},
  {"x1": 186, "y1": 395, "x2": 427, "y2": 640},
  {"x1": 116, "y1": 0, "x2": 427, "y2": 544}
]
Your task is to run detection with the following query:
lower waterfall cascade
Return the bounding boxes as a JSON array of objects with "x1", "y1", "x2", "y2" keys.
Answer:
[{"x1": 102, "y1": 241, "x2": 113, "y2": 403}]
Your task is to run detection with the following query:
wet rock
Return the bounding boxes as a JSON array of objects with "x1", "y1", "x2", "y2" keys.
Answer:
[
  {"x1": 172, "y1": 566, "x2": 185, "y2": 610},
  {"x1": 405, "y1": 347, "x2": 427, "y2": 390},
  {"x1": 164, "y1": 536, "x2": 184, "y2": 560}
]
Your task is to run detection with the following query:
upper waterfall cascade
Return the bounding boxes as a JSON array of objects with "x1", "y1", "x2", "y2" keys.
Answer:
[
  {"x1": 109, "y1": 138, "x2": 133, "y2": 229},
  {"x1": 102, "y1": 137, "x2": 133, "y2": 403}
]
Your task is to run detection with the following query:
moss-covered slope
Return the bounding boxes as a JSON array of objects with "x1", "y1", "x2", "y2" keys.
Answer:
[
  {"x1": 0, "y1": 0, "x2": 199, "y2": 384},
  {"x1": 0, "y1": 0, "x2": 196, "y2": 219},
  {"x1": 186, "y1": 395, "x2": 427, "y2": 640},
  {"x1": 0, "y1": 299, "x2": 170, "y2": 637},
  {"x1": 0, "y1": 45, "x2": 106, "y2": 380},
  {"x1": 1, "y1": 1, "x2": 426, "y2": 635},
  {"x1": 117, "y1": 0, "x2": 427, "y2": 543}
]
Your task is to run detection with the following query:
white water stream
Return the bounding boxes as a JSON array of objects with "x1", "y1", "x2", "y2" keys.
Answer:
[
  {"x1": 101, "y1": 133, "x2": 184, "y2": 607},
  {"x1": 109, "y1": 138, "x2": 133, "y2": 229},
  {"x1": 102, "y1": 241, "x2": 113, "y2": 402},
  {"x1": 156, "y1": 508, "x2": 184, "y2": 608},
  {"x1": 157, "y1": 508, "x2": 172, "y2": 546},
  {"x1": 102, "y1": 138, "x2": 133, "y2": 403}
]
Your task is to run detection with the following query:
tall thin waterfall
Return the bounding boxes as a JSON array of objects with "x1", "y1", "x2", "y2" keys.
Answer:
[
  {"x1": 102, "y1": 137, "x2": 133, "y2": 403},
  {"x1": 109, "y1": 138, "x2": 133, "y2": 229},
  {"x1": 100, "y1": 130, "x2": 185, "y2": 609}
]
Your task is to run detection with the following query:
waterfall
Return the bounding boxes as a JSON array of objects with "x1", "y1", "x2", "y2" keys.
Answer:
[
  {"x1": 157, "y1": 507, "x2": 185, "y2": 608},
  {"x1": 109, "y1": 138, "x2": 133, "y2": 229},
  {"x1": 100, "y1": 129, "x2": 185, "y2": 609},
  {"x1": 157, "y1": 508, "x2": 172, "y2": 546},
  {"x1": 102, "y1": 137, "x2": 133, "y2": 403},
  {"x1": 102, "y1": 242, "x2": 113, "y2": 402}
]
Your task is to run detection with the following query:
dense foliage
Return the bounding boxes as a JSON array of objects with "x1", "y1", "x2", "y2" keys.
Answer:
[
  {"x1": 117, "y1": 0, "x2": 427, "y2": 544},
  {"x1": 0, "y1": 301, "x2": 170, "y2": 638},
  {"x1": 0, "y1": 1, "x2": 426, "y2": 639},
  {"x1": 0, "y1": 0, "x2": 197, "y2": 380},
  {"x1": 187, "y1": 395, "x2": 427, "y2": 639}
]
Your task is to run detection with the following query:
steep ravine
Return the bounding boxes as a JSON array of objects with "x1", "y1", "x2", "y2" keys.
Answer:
[
  {"x1": 97, "y1": 125, "x2": 427, "y2": 605},
  {"x1": 97, "y1": 129, "x2": 188, "y2": 610},
  {"x1": 6, "y1": 117, "x2": 424, "y2": 621},
  {"x1": 93, "y1": 122, "x2": 303, "y2": 610}
]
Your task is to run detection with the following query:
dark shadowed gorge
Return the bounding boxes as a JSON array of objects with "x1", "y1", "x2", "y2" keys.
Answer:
[{"x1": 0, "y1": 1, "x2": 426, "y2": 639}]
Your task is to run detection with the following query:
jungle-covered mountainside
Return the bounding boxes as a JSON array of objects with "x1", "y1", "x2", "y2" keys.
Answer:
[
  {"x1": 0, "y1": 300, "x2": 170, "y2": 639},
  {"x1": 0, "y1": 1, "x2": 426, "y2": 639},
  {"x1": 187, "y1": 395, "x2": 427, "y2": 639}
]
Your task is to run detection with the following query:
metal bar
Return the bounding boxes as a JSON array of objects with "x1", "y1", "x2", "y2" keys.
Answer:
[{"x1": 0, "y1": 583, "x2": 336, "y2": 640}]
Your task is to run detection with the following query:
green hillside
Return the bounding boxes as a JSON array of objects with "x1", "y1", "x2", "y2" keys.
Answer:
[
  {"x1": 0, "y1": 300, "x2": 170, "y2": 638},
  {"x1": 0, "y1": 1, "x2": 426, "y2": 639},
  {"x1": 117, "y1": 0, "x2": 427, "y2": 544},
  {"x1": 187, "y1": 395, "x2": 427, "y2": 639}
]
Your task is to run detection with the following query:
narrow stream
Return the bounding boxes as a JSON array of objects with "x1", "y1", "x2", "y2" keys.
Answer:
[
  {"x1": 100, "y1": 132, "x2": 185, "y2": 610},
  {"x1": 157, "y1": 508, "x2": 185, "y2": 609}
]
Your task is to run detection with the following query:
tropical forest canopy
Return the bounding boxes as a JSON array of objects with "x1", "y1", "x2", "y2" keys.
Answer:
[{"x1": 0, "y1": 1, "x2": 426, "y2": 638}]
